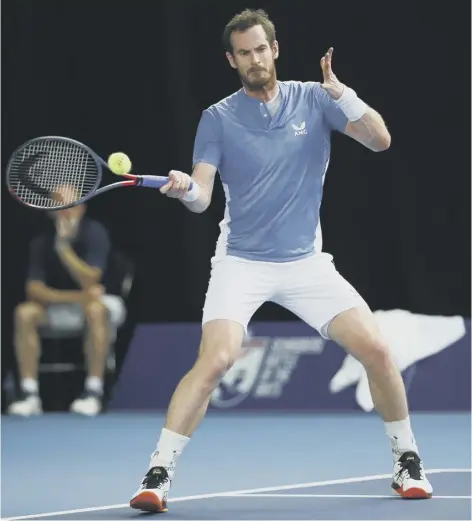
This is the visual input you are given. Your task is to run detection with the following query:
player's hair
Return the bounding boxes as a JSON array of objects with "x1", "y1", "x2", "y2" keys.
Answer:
[{"x1": 222, "y1": 9, "x2": 276, "y2": 55}]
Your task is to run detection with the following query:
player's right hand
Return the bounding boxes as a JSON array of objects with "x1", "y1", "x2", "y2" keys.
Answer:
[{"x1": 160, "y1": 170, "x2": 192, "y2": 199}]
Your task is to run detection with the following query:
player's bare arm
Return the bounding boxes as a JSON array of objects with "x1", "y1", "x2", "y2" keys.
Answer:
[
  {"x1": 343, "y1": 108, "x2": 391, "y2": 152},
  {"x1": 159, "y1": 162, "x2": 217, "y2": 213},
  {"x1": 320, "y1": 47, "x2": 391, "y2": 152}
]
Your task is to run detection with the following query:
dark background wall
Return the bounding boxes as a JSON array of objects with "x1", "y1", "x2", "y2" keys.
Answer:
[{"x1": 2, "y1": 0, "x2": 470, "y2": 390}]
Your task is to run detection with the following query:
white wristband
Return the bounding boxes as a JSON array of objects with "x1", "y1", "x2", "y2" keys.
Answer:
[
  {"x1": 182, "y1": 181, "x2": 200, "y2": 202},
  {"x1": 335, "y1": 86, "x2": 367, "y2": 122}
]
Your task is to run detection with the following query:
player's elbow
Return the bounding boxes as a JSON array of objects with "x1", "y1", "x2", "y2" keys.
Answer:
[{"x1": 374, "y1": 132, "x2": 391, "y2": 152}]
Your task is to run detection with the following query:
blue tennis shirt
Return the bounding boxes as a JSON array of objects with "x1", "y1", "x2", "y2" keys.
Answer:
[{"x1": 193, "y1": 80, "x2": 348, "y2": 262}]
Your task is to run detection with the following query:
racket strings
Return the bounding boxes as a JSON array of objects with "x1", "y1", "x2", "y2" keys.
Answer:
[{"x1": 8, "y1": 140, "x2": 99, "y2": 208}]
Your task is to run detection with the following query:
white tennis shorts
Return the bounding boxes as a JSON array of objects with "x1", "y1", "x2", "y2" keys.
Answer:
[
  {"x1": 202, "y1": 252, "x2": 369, "y2": 339},
  {"x1": 45, "y1": 295, "x2": 126, "y2": 332}
]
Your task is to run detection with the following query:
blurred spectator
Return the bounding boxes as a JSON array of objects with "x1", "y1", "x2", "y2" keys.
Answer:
[{"x1": 8, "y1": 185, "x2": 126, "y2": 417}]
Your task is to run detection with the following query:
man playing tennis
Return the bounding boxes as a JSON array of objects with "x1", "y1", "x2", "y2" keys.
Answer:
[{"x1": 130, "y1": 9, "x2": 432, "y2": 512}]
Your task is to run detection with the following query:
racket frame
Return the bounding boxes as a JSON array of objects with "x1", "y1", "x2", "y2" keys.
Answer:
[{"x1": 6, "y1": 136, "x2": 169, "y2": 211}]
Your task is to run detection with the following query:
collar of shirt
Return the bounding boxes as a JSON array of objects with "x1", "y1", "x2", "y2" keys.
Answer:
[{"x1": 237, "y1": 80, "x2": 287, "y2": 129}]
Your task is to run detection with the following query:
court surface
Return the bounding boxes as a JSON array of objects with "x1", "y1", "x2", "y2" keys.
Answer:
[{"x1": 2, "y1": 411, "x2": 470, "y2": 520}]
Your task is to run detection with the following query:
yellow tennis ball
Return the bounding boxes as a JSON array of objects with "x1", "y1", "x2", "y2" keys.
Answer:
[{"x1": 107, "y1": 152, "x2": 132, "y2": 175}]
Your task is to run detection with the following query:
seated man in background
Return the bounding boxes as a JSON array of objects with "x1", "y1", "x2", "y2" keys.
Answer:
[{"x1": 8, "y1": 186, "x2": 125, "y2": 417}]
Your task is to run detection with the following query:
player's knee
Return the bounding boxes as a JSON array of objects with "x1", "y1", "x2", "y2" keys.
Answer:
[
  {"x1": 197, "y1": 322, "x2": 244, "y2": 381},
  {"x1": 359, "y1": 339, "x2": 392, "y2": 371},
  {"x1": 197, "y1": 331, "x2": 240, "y2": 377},
  {"x1": 203, "y1": 348, "x2": 238, "y2": 380},
  {"x1": 14, "y1": 302, "x2": 43, "y2": 327}
]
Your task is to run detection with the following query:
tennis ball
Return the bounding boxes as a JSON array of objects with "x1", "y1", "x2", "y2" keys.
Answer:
[{"x1": 108, "y1": 152, "x2": 132, "y2": 175}]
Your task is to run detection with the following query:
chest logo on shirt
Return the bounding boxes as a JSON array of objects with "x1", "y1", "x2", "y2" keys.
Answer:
[{"x1": 291, "y1": 121, "x2": 307, "y2": 137}]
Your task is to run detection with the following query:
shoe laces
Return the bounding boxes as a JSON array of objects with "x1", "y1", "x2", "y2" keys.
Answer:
[
  {"x1": 396, "y1": 451, "x2": 423, "y2": 480},
  {"x1": 142, "y1": 466, "x2": 170, "y2": 489}
]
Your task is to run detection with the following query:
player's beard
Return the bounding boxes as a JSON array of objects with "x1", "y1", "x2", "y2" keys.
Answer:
[{"x1": 239, "y1": 62, "x2": 276, "y2": 92}]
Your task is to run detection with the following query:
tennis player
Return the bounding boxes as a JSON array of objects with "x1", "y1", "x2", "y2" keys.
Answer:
[{"x1": 130, "y1": 9, "x2": 432, "y2": 512}]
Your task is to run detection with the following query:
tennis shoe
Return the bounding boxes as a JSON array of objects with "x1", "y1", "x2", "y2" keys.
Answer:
[
  {"x1": 7, "y1": 391, "x2": 42, "y2": 417},
  {"x1": 69, "y1": 390, "x2": 102, "y2": 416},
  {"x1": 392, "y1": 451, "x2": 433, "y2": 498},
  {"x1": 130, "y1": 466, "x2": 172, "y2": 513}
]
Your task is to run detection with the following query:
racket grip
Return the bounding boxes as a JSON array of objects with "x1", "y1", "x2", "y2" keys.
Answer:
[
  {"x1": 138, "y1": 175, "x2": 194, "y2": 191},
  {"x1": 138, "y1": 175, "x2": 169, "y2": 189}
]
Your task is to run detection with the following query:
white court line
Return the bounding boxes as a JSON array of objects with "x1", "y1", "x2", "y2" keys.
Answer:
[
  {"x1": 228, "y1": 493, "x2": 471, "y2": 500},
  {"x1": 4, "y1": 468, "x2": 471, "y2": 520}
]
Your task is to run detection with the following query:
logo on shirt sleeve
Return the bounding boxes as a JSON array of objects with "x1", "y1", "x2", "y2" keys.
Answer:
[{"x1": 291, "y1": 121, "x2": 307, "y2": 136}]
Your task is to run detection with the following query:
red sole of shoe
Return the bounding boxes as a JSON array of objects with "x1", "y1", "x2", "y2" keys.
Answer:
[
  {"x1": 395, "y1": 487, "x2": 432, "y2": 499},
  {"x1": 130, "y1": 491, "x2": 168, "y2": 512}
]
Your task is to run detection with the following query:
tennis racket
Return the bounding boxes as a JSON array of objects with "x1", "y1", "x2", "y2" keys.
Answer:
[{"x1": 6, "y1": 135, "x2": 194, "y2": 211}]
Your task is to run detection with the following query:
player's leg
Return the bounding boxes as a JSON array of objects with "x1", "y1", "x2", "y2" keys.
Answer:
[
  {"x1": 164, "y1": 319, "x2": 244, "y2": 436},
  {"x1": 326, "y1": 306, "x2": 409, "y2": 424},
  {"x1": 275, "y1": 252, "x2": 432, "y2": 499},
  {"x1": 8, "y1": 302, "x2": 46, "y2": 416},
  {"x1": 130, "y1": 256, "x2": 276, "y2": 513},
  {"x1": 325, "y1": 305, "x2": 432, "y2": 498}
]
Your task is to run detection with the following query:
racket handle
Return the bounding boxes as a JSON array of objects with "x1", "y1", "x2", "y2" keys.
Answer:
[
  {"x1": 138, "y1": 175, "x2": 194, "y2": 191},
  {"x1": 138, "y1": 175, "x2": 169, "y2": 189}
]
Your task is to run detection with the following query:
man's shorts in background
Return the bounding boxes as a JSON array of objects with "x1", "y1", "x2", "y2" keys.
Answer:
[{"x1": 42, "y1": 295, "x2": 126, "y2": 333}]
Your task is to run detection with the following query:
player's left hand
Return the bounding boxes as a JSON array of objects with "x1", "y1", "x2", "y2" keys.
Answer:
[{"x1": 320, "y1": 47, "x2": 345, "y2": 100}]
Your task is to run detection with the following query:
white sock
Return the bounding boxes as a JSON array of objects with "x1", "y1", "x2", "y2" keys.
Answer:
[
  {"x1": 85, "y1": 377, "x2": 103, "y2": 395},
  {"x1": 149, "y1": 428, "x2": 190, "y2": 470},
  {"x1": 385, "y1": 416, "x2": 419, "y2": 456},
  {"x1": 22, "y1": 378, "x2": 38, "y2": 395}
]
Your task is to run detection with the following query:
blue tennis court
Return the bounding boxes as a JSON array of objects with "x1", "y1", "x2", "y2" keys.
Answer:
[{"x1": 2, "y1": 411, "x2": 470, "y2": 520}]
